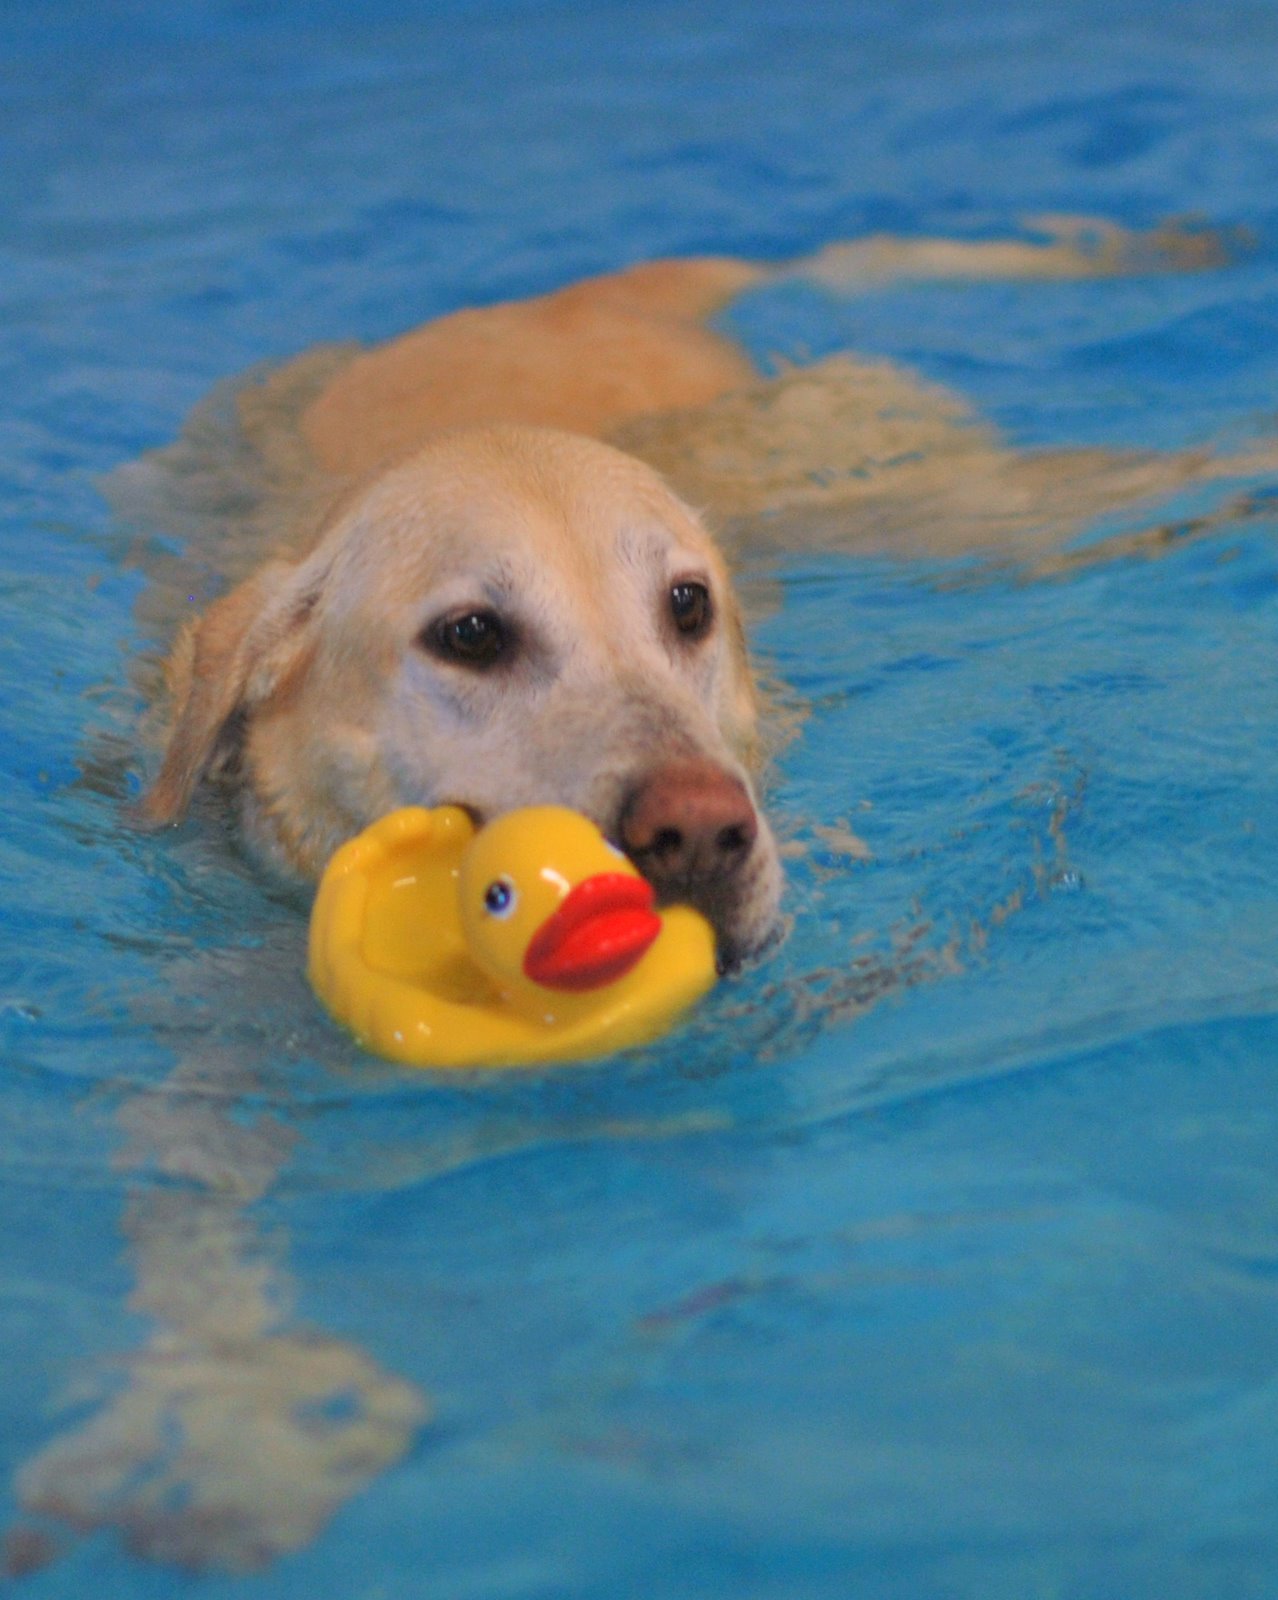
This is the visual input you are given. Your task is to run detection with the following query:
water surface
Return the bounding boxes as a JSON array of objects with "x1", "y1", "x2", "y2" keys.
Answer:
[{"x1": 2, "y1": 2, "x2": 1278, "y2": 1595}]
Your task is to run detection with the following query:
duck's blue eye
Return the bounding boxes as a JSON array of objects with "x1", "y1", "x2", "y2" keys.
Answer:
[{"x1": 483, "y1": 878, "x2": 517, "y2": 918}]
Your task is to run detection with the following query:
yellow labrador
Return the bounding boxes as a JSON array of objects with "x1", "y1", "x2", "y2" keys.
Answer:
[{"x1": 136, "y1": 220, "x2": 1239, "y2": 964}]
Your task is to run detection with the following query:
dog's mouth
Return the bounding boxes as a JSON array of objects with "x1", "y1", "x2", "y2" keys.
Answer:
[{"x1": 713, "y1": 907, "x2": 786, "y2": 975}]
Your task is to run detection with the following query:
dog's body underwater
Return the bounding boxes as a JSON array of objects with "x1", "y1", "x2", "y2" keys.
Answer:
[{"x1": 136, "y1": 221, "x2": 1242, "y2": 962}]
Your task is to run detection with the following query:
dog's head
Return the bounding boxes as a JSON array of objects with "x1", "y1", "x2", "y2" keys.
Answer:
[{"x1": 143, "y1": 426, "x2": 783, "y2": 964}]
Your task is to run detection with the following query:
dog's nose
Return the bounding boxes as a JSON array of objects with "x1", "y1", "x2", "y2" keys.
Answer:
[{"x1": 618, "y1": 759, "x2": 758, "y2": 893}]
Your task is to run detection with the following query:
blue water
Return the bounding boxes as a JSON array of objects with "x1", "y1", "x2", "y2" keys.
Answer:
[{"x1": 3, "y1": 1, "x2": 1278, "y2": 1594}]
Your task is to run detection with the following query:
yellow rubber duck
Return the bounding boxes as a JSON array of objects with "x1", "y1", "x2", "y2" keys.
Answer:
[{"x1": 307, "y1": 805, "x2": 717, "y2": 1068}]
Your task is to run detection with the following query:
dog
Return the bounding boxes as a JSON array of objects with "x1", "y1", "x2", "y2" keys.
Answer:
[{"x1": 135, "y1": 219, "x2": 1239, "y2": 967}]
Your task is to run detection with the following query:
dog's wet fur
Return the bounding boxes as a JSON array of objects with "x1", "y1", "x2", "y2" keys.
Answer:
[{"x1": 133, "y1": 220, "x2": 1254, "y2": 962}]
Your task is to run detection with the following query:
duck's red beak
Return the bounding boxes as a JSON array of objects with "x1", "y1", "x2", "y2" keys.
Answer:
[{"x1": 523, "y1": 873, "x2": 661, "y2": 992}]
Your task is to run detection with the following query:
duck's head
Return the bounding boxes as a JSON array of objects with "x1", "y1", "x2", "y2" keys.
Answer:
[{"x1": 458, "y1": 806, "x2": 662, "y2": 1012}]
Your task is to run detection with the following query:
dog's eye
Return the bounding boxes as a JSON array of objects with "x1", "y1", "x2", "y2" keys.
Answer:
[
  {"x1": 424, "y1": 608, "x2": 510, "y2": 667},
  {"x1": 669, "y1": 581, "x2": 713, "y2": 640}
]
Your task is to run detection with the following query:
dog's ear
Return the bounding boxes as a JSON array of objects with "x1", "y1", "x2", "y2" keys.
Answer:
[{"x1": 140, "y1": 556, "x2": 328, "y2": 825}]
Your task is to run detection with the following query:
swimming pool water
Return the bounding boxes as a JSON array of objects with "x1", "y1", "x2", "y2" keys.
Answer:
[{"x1": 3, "y1": 1, "x2": 1278, "y2": 1594}]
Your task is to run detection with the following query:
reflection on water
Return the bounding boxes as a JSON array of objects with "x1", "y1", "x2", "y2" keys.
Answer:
[{"x1": 14, "y1": 936, "x2": 429, "y2": 1570}]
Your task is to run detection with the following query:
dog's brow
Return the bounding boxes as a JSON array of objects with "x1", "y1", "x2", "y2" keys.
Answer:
[
  {"x1": 424, "y1": 558, "x2": 521, "y2": 611},
  {"x1": 616, "y1": 522, "x2": 695, "y2": 569},
  {"x1": 479, "y1": 561, "x2": 522, "y2": 607}
]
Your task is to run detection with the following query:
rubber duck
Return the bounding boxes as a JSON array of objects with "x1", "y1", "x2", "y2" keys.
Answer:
[{"x1": 307, "y1": 805, "x2": 717, "y2": 1068}]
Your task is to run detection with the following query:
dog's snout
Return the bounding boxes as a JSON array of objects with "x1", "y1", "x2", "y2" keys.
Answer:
[{"x1": 618, "y1": 759, "x2": 758, "y2": 892}]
